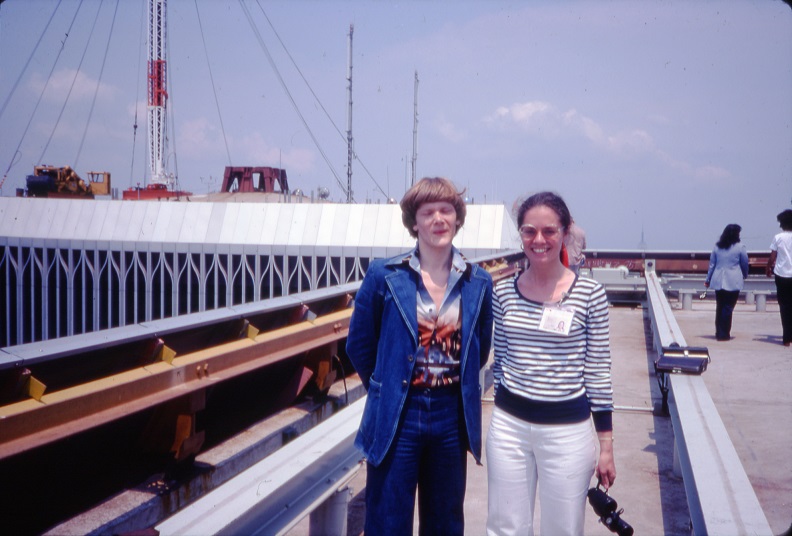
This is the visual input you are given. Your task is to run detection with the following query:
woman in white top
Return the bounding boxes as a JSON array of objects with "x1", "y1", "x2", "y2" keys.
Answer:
[
  {"x1": 767, "y1": 209, "x2": 792, "y2": 346},
  {"x1": 486, "y1": 191, "x2": 615, "y2": 536}
]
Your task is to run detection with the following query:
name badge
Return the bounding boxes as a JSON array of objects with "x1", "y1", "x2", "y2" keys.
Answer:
[{"x1": 538, "y1": 304, "x2": 575, "y2": 335}]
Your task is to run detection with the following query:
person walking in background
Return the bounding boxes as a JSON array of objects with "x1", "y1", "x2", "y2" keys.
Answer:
[
  {"x1": 705, "y1": 224, "x2": 749, "y2": 342},
  {"x1": 766, "y1": 209, "x2": 792, "y2": 347},
  {"x1": 345, "y1": 177, "x2": 493, "y2": 535},
  {"x1": 565, "y1": 218, "x2": 587, "y2": 274},
  {"x1": 486, "y1": 191, "x2": 615, "y2": 536}
]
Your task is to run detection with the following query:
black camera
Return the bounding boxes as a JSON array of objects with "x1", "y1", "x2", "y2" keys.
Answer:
[{"x1": 587, "y1": 483, "x2": 634, "y2": 536}]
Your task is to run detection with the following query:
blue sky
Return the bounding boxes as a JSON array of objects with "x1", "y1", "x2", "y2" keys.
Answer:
[{"x1": 1, "y1": 0, "x2": 790, "y2": 250}]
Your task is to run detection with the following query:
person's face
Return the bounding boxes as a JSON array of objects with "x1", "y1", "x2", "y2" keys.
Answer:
[
  {"x1": 414, "y1": 201, "x2": 458, "y2": 252},
  {"x1": 519, "y1": 205, "x2": 566, "y2": 266}
]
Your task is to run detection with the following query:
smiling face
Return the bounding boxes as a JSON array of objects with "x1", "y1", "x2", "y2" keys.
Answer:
[
  {"x1": 519, "y1": 204, "x2": 567, "y2": 266},
  {"x1": 414, "y1": 201, "x2": 459, "y2": 253}
]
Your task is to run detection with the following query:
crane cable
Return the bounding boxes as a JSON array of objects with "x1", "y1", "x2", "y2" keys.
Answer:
[
  {"x1": 0, "y1": 0, "x2": 66, "y2": 190},
  {"x1": 239, "y1": 0, "x2": 350, "y2": 199},
  {"x1": 255, "y1": 1, "x2": 389, "y2": 201},
  {"x1": 129, "y1": 0, "x2": 147, "y2": 188},
  {"x1": 165, "y1": 18, "x2": 183, "y2": 193},
  {"x1": 194, "y1": 0, "x2": 233, "y2": 169},
  {"x1": 75, "y1": 0, "x2": 121, "y2": 170},
  {"x1": 39, "y1": 0, "x2": 103, "y2": 164},
  {"x1": 0, "y1": 0, "x2": 64, "y2": 123}
]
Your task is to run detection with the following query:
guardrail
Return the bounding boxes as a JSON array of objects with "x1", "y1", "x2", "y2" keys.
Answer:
[
  {"x1": 662, "y1": 274, "x2": 776, "y2": 311},
  {"x1": 155, "y1": 398, "x2": 365, "y2": 536},
  {"x1": 644, "y1": 260, "x2": 772, "y2": 535}
]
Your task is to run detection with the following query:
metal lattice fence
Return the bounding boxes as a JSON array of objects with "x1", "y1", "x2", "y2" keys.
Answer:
[{"x1": 1, "y1": 244, "x2": 368, "y2": 347}]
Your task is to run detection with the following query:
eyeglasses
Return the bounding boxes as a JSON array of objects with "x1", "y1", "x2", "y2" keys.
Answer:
[{"x1": 519, "y1": 224, "x2": 561, "y2": 240}]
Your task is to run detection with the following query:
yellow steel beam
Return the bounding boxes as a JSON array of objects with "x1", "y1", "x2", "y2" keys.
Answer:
[
  {"x1": 484, "y1": 254, "x2": 524, "y2": 282},
  {"x1": 0, "y1": 309, "x2": 351, "y2": 461}
]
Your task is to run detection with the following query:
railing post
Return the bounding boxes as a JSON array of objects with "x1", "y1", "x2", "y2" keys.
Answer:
[
  {"x1": 309, "y1": 486, "x2": 353, "y2": 536},
  {"x1": 755, "y1": 292, "x2": 768, "y2": 312},
  {"x1": 680, "y1": 290, "x2": 694, "y2": 310}
]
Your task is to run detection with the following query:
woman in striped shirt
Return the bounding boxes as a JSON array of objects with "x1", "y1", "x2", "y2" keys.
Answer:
[{"x1": 486, "y1": 191, "x2": 616, "y2": 536}]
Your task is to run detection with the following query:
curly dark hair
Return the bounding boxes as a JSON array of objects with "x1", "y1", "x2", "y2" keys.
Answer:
[
  {"x1": 400, "y1": 177, "x2": 466, "y2": 239},
  {"x1": 515, "y1": 191, "x2": 572, "y2": 231},
  {"x1": 716, "y1": 224, "x2": 742, "y2": 249},
  {"x1": 777, "y1": 209, "x2": 792, "y2": 231}
]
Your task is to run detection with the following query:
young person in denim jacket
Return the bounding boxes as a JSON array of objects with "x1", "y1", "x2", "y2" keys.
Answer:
[{"x1": 346, "y1": 177, "x2": 493, "y2": 535}]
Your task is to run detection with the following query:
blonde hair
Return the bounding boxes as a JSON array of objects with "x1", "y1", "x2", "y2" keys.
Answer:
[{"x1": 400, "y1": 177, "x2": 466, "y2": 239}]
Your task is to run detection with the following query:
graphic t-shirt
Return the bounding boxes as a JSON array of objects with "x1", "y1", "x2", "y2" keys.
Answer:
[{"x1": 405, "y1": 248, "x2": 466, "y2": 388}]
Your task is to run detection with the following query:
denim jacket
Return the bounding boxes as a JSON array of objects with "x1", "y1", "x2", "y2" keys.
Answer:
[{"x1": 346, "y1": 250, "x2": 493, "y2": 467}]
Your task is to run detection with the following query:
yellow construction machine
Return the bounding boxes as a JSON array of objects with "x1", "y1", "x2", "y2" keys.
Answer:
[{"x1": 26, "y1": 165, "x2": 111, "y2": 198}]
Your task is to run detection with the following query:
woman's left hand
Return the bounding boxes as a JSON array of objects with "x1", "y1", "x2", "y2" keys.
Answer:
[{"x1": 596, "y1": 435, "x2": 617, "y2": 489}]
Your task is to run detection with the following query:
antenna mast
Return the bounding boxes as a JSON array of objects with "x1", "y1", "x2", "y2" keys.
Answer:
[
  {"x1": 346, "y1": 24, "x2": 354, "y2": 203},
  {"x1": 411, "y1": 71, "x2": 419, "y2": 186},
  {"x1": 148, "y1": 0, "x2": 169, "y2": 186}
]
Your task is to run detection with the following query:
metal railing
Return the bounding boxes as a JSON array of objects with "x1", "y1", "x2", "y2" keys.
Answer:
[
  {"x1": 155, "y1": 398, "x2": 365, "y2": 536},
  {"x1": 644, "y1": 260, "x2": 772, "y2": 535}
]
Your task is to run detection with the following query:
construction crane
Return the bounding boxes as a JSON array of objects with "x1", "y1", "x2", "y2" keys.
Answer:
[
  {"x1": 148, "y1": 0, "x2": 169, "y2": 188},
  {"x1": 124, "y1": 0, "x2": 191, "y2": 200}
]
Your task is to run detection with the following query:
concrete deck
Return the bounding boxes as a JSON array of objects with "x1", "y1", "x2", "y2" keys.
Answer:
[{"x1": 294, "y1": 301, "x2": 792, "y2": 535}]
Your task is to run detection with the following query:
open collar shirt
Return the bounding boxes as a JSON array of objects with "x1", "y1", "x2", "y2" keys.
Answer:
[{"x1": 394, "y1": 246, "x2": 467, "y2": 388}]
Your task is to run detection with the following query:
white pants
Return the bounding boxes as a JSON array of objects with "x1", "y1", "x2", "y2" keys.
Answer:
[{"x1": 486, "y1": 407, "x2": 596, "y2": 536}]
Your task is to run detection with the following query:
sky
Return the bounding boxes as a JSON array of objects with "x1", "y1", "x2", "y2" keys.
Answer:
[{"x1": 0, "y1": 0, "x2": 790, "y2": 251}]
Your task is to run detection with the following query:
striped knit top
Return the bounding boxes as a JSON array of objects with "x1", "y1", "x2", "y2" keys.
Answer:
[{"x1": 492, "y1": 273, "x2": 614, "y2": 431}]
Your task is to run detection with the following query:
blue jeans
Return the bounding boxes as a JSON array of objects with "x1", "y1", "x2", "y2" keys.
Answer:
[{"x1": 365, "y1": 386, "x2": 468, "y2": 535}]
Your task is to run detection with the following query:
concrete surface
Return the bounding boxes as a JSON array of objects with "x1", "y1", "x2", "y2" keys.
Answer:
[
  {"x1": 292, "y1": 300, "x2": 792, "y2": 535},
  {"x1": 674, "y1": 302, "x2": 792, "y2": 536}
]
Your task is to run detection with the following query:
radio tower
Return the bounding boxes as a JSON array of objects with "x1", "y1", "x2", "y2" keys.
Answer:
[
  {"x1": 148, "y1": 0, "x2": 169, "y2": 187},
  {"x1": 411, "y1": 71, "x2": 419, "y2": 187},
  {"x1": 346, "y1": 24, "x2": 354, "y2": 203}
]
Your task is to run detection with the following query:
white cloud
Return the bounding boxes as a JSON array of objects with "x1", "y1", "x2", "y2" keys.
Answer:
[
  {"x1": 177, "y1": 117, "x2": 222, "y2": 159},
  {"x1": 434, "y1": 116, "x2": 466, "y2": 143},
  {"x1": 509, "y1": 101, "x2": 552, "y2": 122},
  {"x1": 604, "y1": 129, "x2": 655, "y2": 154},
  {"x1": 30, "y1": 69, "x2": 118, "y2": 103},
  {"x1": 176, "y1": 120, "x2": 317, "y2": 175},
  {"x1": 484, "y1": 101, "x2": 565, "y2": 139},
  {"x1": 694, "y1": 165, "x2": 730, "y2": 181},
  {"x1": 127, "y1": 100, "x2": 146, "y2": 120},
  {"x1": 485, "y1": 100, "x2": 731, "y2": 182},
  {"x1": 235, "y1": 131, "x2": 316, "y2": 174},
  {"x1": 562, "y1": 109, "x2": 605, "y2": 145},
  {"x1": 485, "y1": 101, "x2": 552, "y2": 127}
]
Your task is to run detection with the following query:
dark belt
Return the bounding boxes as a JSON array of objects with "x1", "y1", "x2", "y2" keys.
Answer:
[{"x1": 409, "y1": 382, "x2": 461, "y2": 395}]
